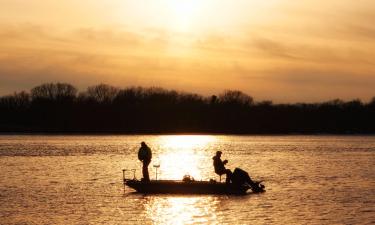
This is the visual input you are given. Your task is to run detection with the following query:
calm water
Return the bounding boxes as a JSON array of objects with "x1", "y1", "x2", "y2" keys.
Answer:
[{"x1": 0, "y1": 135, "x2": 374, "y2": 224}]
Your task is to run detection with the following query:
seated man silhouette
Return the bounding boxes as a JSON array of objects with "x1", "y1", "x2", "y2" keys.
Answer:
[{"x1": 212, "y1": 151, "x2": 232, "y2": 183}]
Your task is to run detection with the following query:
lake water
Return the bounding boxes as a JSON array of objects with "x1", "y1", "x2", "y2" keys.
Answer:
[{"x1": 0, "y1": 135, "x2": 374, "y2": 224}]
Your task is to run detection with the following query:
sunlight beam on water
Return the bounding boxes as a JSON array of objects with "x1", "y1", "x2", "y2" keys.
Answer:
[
  {"x1": 141, "y1": 135, "x2": 220, "y2": 225},
  {"x1": 159, "y1": 135, "x2": 216, "y2": 150},
  {"x1": 155, "y1": 135, "x2": 217, "y2": 180},
  {"x1": 146, "y1": 196, "x2": 219, "y2": 225}
]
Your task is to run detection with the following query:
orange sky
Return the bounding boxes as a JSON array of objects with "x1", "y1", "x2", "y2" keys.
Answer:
[{"x1": 1, "y1": 0, "x2": 375, "y2": 102}]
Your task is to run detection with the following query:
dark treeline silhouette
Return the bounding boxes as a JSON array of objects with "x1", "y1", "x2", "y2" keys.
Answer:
[{"x1": 1, "y1": 82, "x2": 375, "y2": 134}]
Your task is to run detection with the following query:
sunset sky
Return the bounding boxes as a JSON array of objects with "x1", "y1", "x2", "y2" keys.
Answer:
[{"x1": 1, "y1": 0, "x2": 374, "y2": 102}]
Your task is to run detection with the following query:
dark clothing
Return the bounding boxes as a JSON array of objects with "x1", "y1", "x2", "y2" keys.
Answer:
[
  {"x1": 213, "y1": 155, "x2": 226, "y2": 174},
  {"x1": 138, "y1": 145, "x2": 152, "y2": 161},
  {"x1": 138, "y1": 145, "x2": 152, "y2": 181},
  {"x1": 142, "y1": 158, "x2": 151, "y2": 181},
  {"x1": 213, "y1": 155, "x2": 232, "y2": 183},
  {"x1": 222, "y1": 169, "x2": 232, "y2": 183}
]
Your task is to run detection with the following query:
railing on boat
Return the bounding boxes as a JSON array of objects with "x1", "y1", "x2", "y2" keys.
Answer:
[{"x1": 122, "y1": 169, "x2": 136, "y2": 191}]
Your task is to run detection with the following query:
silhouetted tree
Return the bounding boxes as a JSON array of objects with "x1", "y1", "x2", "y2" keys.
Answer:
[
  {"x1": 369, "y1": 97, "x2": 375, "y2": 108},
  {"x1": 257, "y1": 100, "x2": 273, "y2": 107},
  {"x1": 86, "y1": 84, "x2": 119, "y2": 103},
  {"x1": 210, "y1": 95, "x2": 218, "y2": 105},
  {"x1": 31, "y1": 83, "x2": 77, "y2": 101},
  {"x1": 0, "y1": 91, "x2": 30, "y2": 110},
  {"x1": 0, "y1": 82, "x2": 374, "y2": 134},
  {"x1": 219, "y1": 90, "x2": 253, "y2": 106}
]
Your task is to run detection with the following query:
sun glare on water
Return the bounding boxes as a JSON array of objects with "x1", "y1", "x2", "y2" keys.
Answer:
[
  {"x1": 146, "y1": 196, "x2": 219, "y2": 224},
  {"x1": 161, "y1": 135, "x2": 214, "y2": 149},
  {"x1": 144, "y1": 135, "x2": 219, "y2": 223},
  {"x1": 155, "y1": 135, "x2": 216, "y2": 180}
]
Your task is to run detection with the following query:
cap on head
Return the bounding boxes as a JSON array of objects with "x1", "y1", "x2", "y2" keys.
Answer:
[{"x1": 216, "y1": 151, "x2": 222, "y2": 156}]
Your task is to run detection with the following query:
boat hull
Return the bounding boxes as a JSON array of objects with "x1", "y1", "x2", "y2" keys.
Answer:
[{"x1": 124, "y1": 180, "x2": 251, "y2": 195}]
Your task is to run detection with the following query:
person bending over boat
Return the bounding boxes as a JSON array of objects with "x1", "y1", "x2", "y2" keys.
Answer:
[
  {"x1": 213, "y1": 151, "x2": 232, "y2": 184},
  {"x1": 138, "y1": 142, "x2": 152, "y2": 181}
]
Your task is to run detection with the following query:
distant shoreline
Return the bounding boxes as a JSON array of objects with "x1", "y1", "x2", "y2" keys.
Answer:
[
  {"x1": 2, "y1": 83, "x2": 375, "y2": 135},
  {"x1": 1, "y1": 131, "x2": 374, "y2": 136}
]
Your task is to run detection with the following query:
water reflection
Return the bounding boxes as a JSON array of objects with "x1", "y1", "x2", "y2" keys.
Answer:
[
  {"x1": 155, "y1": 135, "x2": 216, "y2": 180},
  {"x1": 1, "y1": 135, "x2": 374, "y2": 224},
  {"x1": 144, "y1": 135, "x2": 219, "y2": 224},
  {"x1": 145, "y1": 196, "x2": 220, "y2": 225},
  {"x1": 159, "y1": 135, "x2": 216, "y2": 150}
]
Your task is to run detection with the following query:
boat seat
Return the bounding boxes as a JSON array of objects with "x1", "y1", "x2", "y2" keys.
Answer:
[{"x1": 215, "y1": 171, "x2": 225, "y2": 182}]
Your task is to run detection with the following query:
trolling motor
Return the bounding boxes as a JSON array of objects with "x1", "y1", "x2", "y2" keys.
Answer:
[{"x1": 231, "y1": 168, "x2": 265, "y2": 193}]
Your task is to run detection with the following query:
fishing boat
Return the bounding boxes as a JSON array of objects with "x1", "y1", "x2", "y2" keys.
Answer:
[{"x1": 122, "y1": 169, "x2": 265, "y2": 195}]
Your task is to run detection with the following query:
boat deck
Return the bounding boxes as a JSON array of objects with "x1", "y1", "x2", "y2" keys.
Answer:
[{"x1": 124, "y1": 179, "x2": 255, "y2": 195}]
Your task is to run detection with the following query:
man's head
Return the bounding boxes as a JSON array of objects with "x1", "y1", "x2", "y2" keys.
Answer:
[
  {"x1": 216, "y1": 151, "x2": 222, "y2": 157},
  {"x1": 141, "y1": 142, "x2": 146, "y2": 147}
]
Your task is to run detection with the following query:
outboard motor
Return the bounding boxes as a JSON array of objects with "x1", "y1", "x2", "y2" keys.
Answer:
[{"x1": 231, "y1": 168, "x2": 265, "y2": 193}]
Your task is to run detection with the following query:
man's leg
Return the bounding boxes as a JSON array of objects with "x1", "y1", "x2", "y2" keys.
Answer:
[
  {"x1": 225, "y1": 169, "x2": 232, "y2": 184},
  {"x1": 142, "y1": 159, "x2": 151, "y2": 181}
]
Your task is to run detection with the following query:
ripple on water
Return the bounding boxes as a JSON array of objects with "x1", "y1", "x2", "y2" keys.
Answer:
[{"x1": 0, "y1": 135, "x2": 374, "y2": 224}]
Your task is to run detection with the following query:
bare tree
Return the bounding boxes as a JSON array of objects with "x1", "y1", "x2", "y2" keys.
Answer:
[
  {"x1": 0, "y1": 91, "x2": 30, "y2": 109},
  {"x1": 31, "y1": 83, "x2": 77, "y2": 101},
  {"x1": 86, "y1": 84, "x2": 119, "y2": 103},
  {"x1": 370, "y1": 97, "x2": 375, "y2": 106},
  {"x1": 219, "y1": 90, "x2": 254, "y2": 106}
]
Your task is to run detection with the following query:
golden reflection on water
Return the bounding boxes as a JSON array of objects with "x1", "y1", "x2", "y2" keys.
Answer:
[
  {"x1": 160, "y1": 135, "x2": 216, "y2": 149},
  {"x1": 145, "y1": 135, "x2": 219, "y2": 224},
  {"x1": 156, "y1": 135, "x2": 216, "y2": 180},
  {"x1": 146, "y1": 196, "x2": 219, "y2": 225}
]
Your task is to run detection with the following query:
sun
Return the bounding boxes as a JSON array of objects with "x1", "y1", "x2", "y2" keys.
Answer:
[
  {"x1": 164, "y1": 0, "x2": 203, "y2": 32},
  {"x1": 169, "y1": 0, "x2": 198, "y2": 15}
]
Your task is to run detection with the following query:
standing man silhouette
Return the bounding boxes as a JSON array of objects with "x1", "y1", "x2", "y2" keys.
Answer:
[{"x1": 138, "y1": 142, "x2": 152, "y2": 181}]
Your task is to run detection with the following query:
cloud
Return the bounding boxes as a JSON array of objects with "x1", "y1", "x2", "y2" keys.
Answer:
[
  {"x1": 341, "y1": 24, "x2": 375, "y2": 41},
  {"x1": 1, "y1": 17, "x2": 375, "y2": 102},
  {"x1": 251, "y1": 37, "x2": 298, "y2": 59},
  {"x1": 0, "y1": 23, "x2": 45, "y2": 39}
]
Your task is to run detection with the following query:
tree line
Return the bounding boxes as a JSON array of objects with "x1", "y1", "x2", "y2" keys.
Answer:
[{"x1": 0, "y1": 82, "x2": 374, "y2": 134}]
